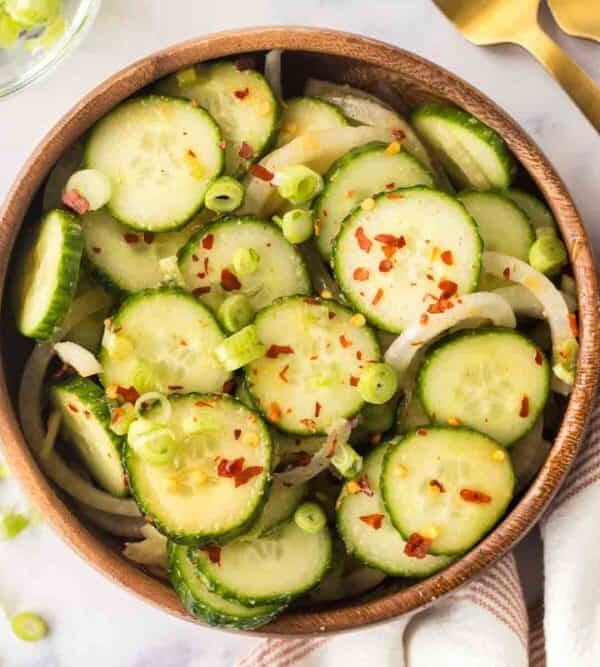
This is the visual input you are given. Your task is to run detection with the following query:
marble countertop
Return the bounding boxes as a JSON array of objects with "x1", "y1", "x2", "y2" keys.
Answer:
[{"x1": 0, "y1": 1, "x2": 598, "y2": 665}]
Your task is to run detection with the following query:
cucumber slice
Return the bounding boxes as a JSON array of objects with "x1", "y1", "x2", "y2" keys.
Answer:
[
  {"x1": 418, "y1": 328, "x2": 550, "y2": 446},
  {"x1": 178, "y1": 217, "x2": 310, "y2": 315},
  {"x1": 157, "y1": 61, "x2": 279, "y2": 176},
  {"x1": 276, "y1": 97, "x2": 347, "y2": 147},
  {"x1": 333, "y1": 187, "x2": 482, "y2": 333},
  {"x1": 49, "y1": 377, "x2": 127, "y2": 497},
  {"x1": 314, "y1": 142, "x2": 434, "y2": 260},
  {"x1": 100, "y1": 288, "x2": 231, "y2": 395},
  {"x1": 84, "y1": 95, "x2": 223, "y2": 232},
  {"x1": 189, "y1": 516, "x2": 331, "y2": 605},
  {"x1": 82, "y1": 209, "x2": 200, "y2": 293},
  {"x1": 381, "y1": 427, "x2": 515, "y2": 555},
  {"x1": 15, "y1": 210, "x2": 84, "y2": 340},
  {"x1": 244, "y1": 481, "x2": 306, "y2": 537},
  {"x1": 504, "y1": 189, "x2": 557, "y2": 231},
  {"x1": 124, "y1": 394, "x2": 271, "y2": 544},
  {"x1": 412, "y1": 104, "x2": 516, "y2": 190},
  {"x1": 245, "y1": 296, "x2": 381, "y2": 435},
  {"x1": 337, "y1": 445, "x2": 453, "y2": 576},
  {"x1": 457, "y1": 191, "x2": 534, "y2": 262},
  {"x1": 169, "y1": 542, "x2": 284, "y2": 629}
]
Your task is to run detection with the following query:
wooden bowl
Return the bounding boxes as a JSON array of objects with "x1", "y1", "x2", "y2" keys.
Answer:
[{"x1": 0, "y1": 27, "x2": 598, "y2": 635}]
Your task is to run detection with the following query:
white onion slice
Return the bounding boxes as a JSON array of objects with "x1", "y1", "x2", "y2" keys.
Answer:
[
  {"x1": 75, "y1": 502, "x2": 145, "y2": 539},
  {"x1": 54, "y1": 341, "x2": 102, "y2": 377},
  {"x1": 264, "y1": 49, "x2": 283, "y2": 99},
  {"x1": 62, "y1": 288, "x2": 115, "y2": 335},
  {"x1": 298, "y1": 242, "x2": 342, "y2": 299},
  {"x1": 510, "y1": 419, "x2": 551, "y2": 495},
  {"x1": 384, "y1": 292, "x2": 516, "y2": 385},
  {"x1": 494, "y1": 285, "x2": 576, "y2": 319},
  {"x1": 42, "y1": 141, "x2": 84, "y2": 211},
  {"x1": 39, "y1": 410, "x2": 61, "y2": 460},
  {"x1": 308, "y1": 566, "x2": 386, "y2": 603},
  {"x1": 123, "y1": 528, "x2": 168, "y2": 569}
]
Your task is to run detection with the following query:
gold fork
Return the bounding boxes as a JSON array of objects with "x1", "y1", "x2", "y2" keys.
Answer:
[
  {"x1": 547, "y1": 0, "x2": 600, "y2": 43},
  {"x1": 433, "y1": 0, "x2": 600, "y2": 133}
]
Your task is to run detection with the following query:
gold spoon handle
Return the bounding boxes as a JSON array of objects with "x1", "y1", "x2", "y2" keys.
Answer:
[{"x1": 518, "y1": 27, "x2": 600, "y2": 133}]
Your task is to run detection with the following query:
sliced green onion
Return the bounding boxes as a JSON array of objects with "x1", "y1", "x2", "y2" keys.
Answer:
[
  {"x1": 134, "y1": 392, "x2": 172, "y2": 423},
  {"x1": 109, "y1": 402, "x2": 136, "y2": 436},
  {"x1": 294, "y1": 501, "x2": 327, "y2": 534},
  {"x1": 204, "y1": 176, "x2": 245, "y2": 213},
  {"x1": 215, "y1": 324, "x2": 265, "y2": 371},
  {"x1": 232, "y1": 247, "x2": 260, "y2": 276},
  {"x1": 127, "y1": 420, "x2": 176, "y2": 466},
  {"x1": 360, "y1": 400, "x2": 396, "y2": 432},
  {"x1": 218, "y1": 293, "x2": 254, "y2": 332},
  {"x1": 330, "y1": 442, "x2": 363, "y2": 479},
  {"x1": 276, "y1": 209, "x2": 314, "y2": 244},
  {"x1": 529, "y1": 235, "x2": 567, "y2": 276},
  {"x1": 357, "y1": 363, "x2": 398, "y2": 405},
  {"x1": 176, "y1": 66, "x2": 198, "y2": 88},
  {"x1": 0, "y1": 513, "x2": 29, "y2": 540},
  {"x1": 5, "y1": 0, "x2": 60, "y2": 27},
  {"x1": 0, "y1": 9, "x2": 21, "y2": 48},
  {"x1": 11, "y1": 612, "x2": 48, "y2": 642},
  {"x1": 64, "y1": 169, "x2": 111, "y2": 212},
  {"x1": 273, "y1": 165, "x2": 324, "y2": 205},
  {"x1": 182, "y1": 413, "x2": 218, "y2": 435}
]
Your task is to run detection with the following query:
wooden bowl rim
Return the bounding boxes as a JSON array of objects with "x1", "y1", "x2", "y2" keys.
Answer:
[{"x1": 0, "y1": 26, "x2": 598, "y2": 636}]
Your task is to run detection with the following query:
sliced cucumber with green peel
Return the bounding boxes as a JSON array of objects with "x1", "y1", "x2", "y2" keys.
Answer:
[
  {"x1": 189, "y1": 516, "x2": 331, "y2": 605},
  {"x1": 82, "y1": 209, "x2": 201, "y2": 293},
  {"x1": 100, "y1": 288, "x2": 231, "y2": 395},
  {"x1": 84, "y1": 95, "x2": 224, "y2": 232},
  {"x1": 337, "y1": 445, "x2": 454, "y2": 575},
  {"x1": 244, "y1": 481, "x2": 306, "y2": 537},
  {"x1": 412, "y1": 104, "x2": 516, "y2": 190},
  {"x1": 157, "y1": 61, "x2": 279, "y2": 176},
  {"x1": 333, "y1": 187, "x2": 482, "y2": 333},
  {"x1": 314, "y1": 142, "x2": 434, "y2": 260},
  {"x1": 418, "y1": 328, "x2": 550, "y2": 446},
  {"x1": 276, "y1": 96, "x2": 347, "y2": 147},
  {"x1": 246, "y1": 296, "x2": 381, "y2": 435},
  {"x1": 15, "y1": 209, "x2": 84, "y2": 340},
  {"x1": 49, "y1": 377, "x2": 127, "y2": 497},
  {"x1": 457, "y1": 190, "x2": 534, "y2": 262},
  {"x1": 381, "y1": 427, "x2": 515, "y2": 555},
  {"x1": 124, "y1": 393, "x2": 271, "y2": 544},
  {"x1": 169, "y1": 542, "x2": 284, "y2": 629},
  {"x1": 178, "y1": 217, "x2": 310, "y2": 315},
  {"x1": 504, "y1": 189, "x2": 556, "y2": 231}
]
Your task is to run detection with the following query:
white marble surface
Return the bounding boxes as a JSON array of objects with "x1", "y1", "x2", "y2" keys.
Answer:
[{"x1": 0, "y1": 1, "x2": 598, "y2": 665}]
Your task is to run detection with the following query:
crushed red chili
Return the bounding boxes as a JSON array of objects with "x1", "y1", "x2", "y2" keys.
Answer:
[
  {"x1": 222, "y1": 378, "x2": 237, "y2": 394},
  {"x1": 353, "y1": 267, "x2": 370, "y2": 281},
  {"x1": 438, "y1": 279, "x2": 458, "y2": 298},
  {"x1": 382, "y1": 245, "x2": 396, "y2": 259},
  {"x1": 354, "y1": 227, "x2": 372, "y2": 253},
  {"x1": 441, "y1": 250, "x2": 454, "y2": 265},
  {"x1": 167, "y1": 385, "x2": 183, "y2": 391},
  {"x1": 193, "y1": 286, "x2": 211, "y2": 296},
  {"x1": 569, "y1": 313, "x2": 579, "y2": 337},
  {"x1": 339, "y1": 335, "x2": 352, "y2": 348},
  {"x1": 233, "y1": 429, "x2": 242, "y2": 440},
  {"x1": 460, "y1": 488, "x2": 492, "y2": 504},
  {"x1": 279, "y1": 364, "x2": 290, "y2": 383},
  {"x1": 372, "y1": 288, "x2": 384, "y2": 305},
  {"x1": 349, "y1": 375, "x2": 359, "y2": 387},
  {"x1": 429, "y1": 479, "x2": 445, "y2": 493},
  {"x1": 375, "y1": 233, "x2": 405, "y2": 248},
  {"x1": 359, "y1": 513, "x2": 384, "y2": 529},
  {"x1": 67, "y1": 403, "x2": 79, "y2": 413},
  {"x1": 385, "y1": 182, "x2": 396, "y2": 189},
  {"x1": 427, "y1": 298, "x2": 454, "y2": 314},
  {"x1": 404, "y1": 533, "x2": 432, "y2": 559},
  {"x1": 534, "y1": 348, "x2": 543, "y2": 365},
  {"x1": 217, "y1": 457, "x2": 245, "y2": 478},
  {"x1": 379, "y1": 259, "x2": 393, "y2": 272},
  {"x1": 392, "y1": 128, "x2": 406, "y2": 140},
  {"x1": 116, "y1": 386, "x2": 140, "y2": 404},
  {"x1": 92, "y1": 246, "x2": 101, "y2": 254},
  {"x1": 300, "y1": 418, "x2": 318, "y2": 432},
  {"x1": 268, "y1": 402, "x2": 282, "y2": 422},
  {"x1": 417, "y1": 428, "x2": 428, "y2": 436},
  {"x1": 143, "y1": 232, "x2": 155, "y2": 244},
  {"x1": 314, "y1": 402, "x2": 322, "y2": 418},
  {"x1": 234, "y1": 87, "x2": 249, "y2": 99},
  {"x1": 235, "y1": 466, "x2": 264, "y2": 487},
  {"x1": 357, "y1": 475, "x2": 374, "y2": 497},
  {"x1": 503, "y1": 267, "x2": 511, "y2": 280},
  {"x1": 221, "y1": 268, "x2": 242, "y2": 291},
  {"x1": 420, "y1": 313, "x2": 429, "y2": 325},
  {"x1": 202, "y1": 546, "x2": 222, "y2": 565},
  {"x1": 202, "y1": 234, "x2": 214, "y2": 250},
  {"x1": 238, "y1": 141, "x2": 254, "y2": 159},
  {"x1": 249, "y1": 164, "x2": 274, "y2": 181},
  {"x1": 62, "y1": 189, "x2": 89, "y2": 215},
  {"x1": 519, "y1": 395, "x2": 530, "y2": 418},
  {"x1": 356, "y1": 350, "x2": 363, "y2": 361},
  {"x1": 266, "y1": 344, "x2": 294, "y2": 358},
  {"x1": 123, "y1": 233, "x2": 139, "y2": 244}
]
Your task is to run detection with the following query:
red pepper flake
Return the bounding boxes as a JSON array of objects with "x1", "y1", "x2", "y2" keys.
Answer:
[
  {"x1": 249, "y1": 164, "x2": 274, "y2": 181},
  {"x1": 322, "y1": 210, "x2": 328, "y2": 218},
  {"x1": 279, "y1": 364, "x2": 290, "y2": 383},
  {"x1": 167, "y1": 385, "x2": 183, "y2": 391},
  {"x1": 417, "y1": 428, "x2": 428, "y2": 436},
  {"x1": 234, "y1": 87, "x2": 249, "y2": 99},
  {"x1": 370, "y1": 433, "x2": 382, "y2": 445},
  {"x1": 372, "y1": 288, "x2": 384, "y2": 305},
  {"x1": 420, "y1": 313, "x2": 429, "y2": 325},
  {"x1": 569, "y1": 313, "x2": 579, "y2": 337},
  {"x1": 356, "y1": 350, "x2": 363, "y2": 361},
  {"x1": 438, "y1": 279, "x2": 458, "y2": 298},
  {"x1": 429, "y1": 479, "x2": 445, "y2": 493},
  {"x1": 235, "y1": 465, "x2": 264, "y2": 487},
  {"x1": 222, "y1": 378, "x2": 237, "y2": 395},
  {"x1": 359, "y1": 513, "x2": 384, "y2": 530},
  {"x1": 427, "y1": 298, "x2": 454, "y2": 314},
  {"x1": 217, "y1": 457, "x2": 245, "y2": 478},
  {"x1": 195, "y1": 400, "x2": 213, "y2": 408},
  {"x1": 300, "y1": 418, "x2": 318, "y2": 433},
  {"x1": 534, "y1": 348, "x2": 543, "y2": 366},
  {"x1": 124, "y1": 233, "x2": 139, "y2": 244},
  {"x1": 179, "y1": 339, "x2": 188, "y2": 346},
  {"x1": 503, "y1": 267, "x2": 511, "y2": 280},
  {"x1": 192, "y1": 254, "x2": 199, "y2": 262},
  {"x1": 346, "y1": 189, "x2": 356, "y2": 198},
  {"x1": 187, "y1": 149, "x2": 197, "y2": 158},
  {"x1": 310, "y1": 354, "x2": 319, "y2": 361},
  {"x1": 441, "y1": 250, "x2": 453, "y2": 266},
  {"x1": 204, "y1": 257, "x2": 209, "y2": 274},
  {"x1": 375, "y1": 234, "x2": 405, "y2": 248},
  {"x1": 202, "y1": 234, "x2": 214, "y2": 250},
  {"x1": 92, "y1": 246, "x2": 101, "y2": 254},
  {"x1": 196, "y1": 272, "x2": 206, "y2": 279},
  {"x1": 116, "y1": 386, "x2": 140, "y2": 404},
  {"x1": 235, "y1": 55, "x2": 255, "y2": 71},
  {"x1": 387, "y1": 192, "x2": 404, "y2": 200},
  {"x1": 404, "y1": 533, "x2": 432, "y2": 559},
  {"x1": 62, "y1": 189, "x2": 89, "y2": 215},
  {"x1": 381, "y1": 245, "x2": 396, "y2": 259},
  {"x1": 202, "y1": 546, "x2": 222, "y2": 565},
  {"x1": 392, "y1": 128, "x2": 406, "y2": 140},
  {"x1": 354, "y1": 227, "x2": 372, "y2": 253},
  {"x1": 385, "y1": 182, "x2": 396, "y2": 190},
  {"x1": 339, "y1": 334, "x2": 352, "y2": 348},
  {"x1": 238, "y1": 141, "x2": 254, "y2": 159},
  {"x1": 268, "y1": 402, "x2": 282, "y2": 422},
  {"x1": 143, "y1": 232, "x2": 155, "y2": 244},
  {"x1": 67, "y1": 402, "x2": 79, "y2": 413},
  {"x1": 193, "y1": 286, "x2": 211, "y2": 296},
  {"x1": 314, "y1": 401, "x2": 322, "y2": 418},
  {"x1": 328, "y1": 311, "x2": 336, "y2": 320},
  {"x1": 221, "y1": 268, "x2": 242, "y2": 291},
  {"x1": 349, "y1": 375, "x2": 359, "y2": 387},
  {"x1": 233, "y1": 429, "x2": 242, "y2": 440},
  {"x1": 266, "y1": 344, "x2": 294, "y2": 358},
  {"x1": 379, "y1": 259, "x2": 393, "y2": 272},
  {"x1": 460, "y1": 488, "x2": 492, "y2": 504},
  {"x1": 357, "y1": 475, "x2": 374, "y2": 496},
  {"x1": 353, "y1": 267, "x2": 370, "y2": 281},
  {"x1": 519, "y1": 395, "x2": 530, "y2": 418},
  {"x1": 296, "y1": 451, "x2": 312, "y2": 466}
]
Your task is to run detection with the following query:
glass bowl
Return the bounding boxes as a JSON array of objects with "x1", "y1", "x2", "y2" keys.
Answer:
[{"x1": 0, "y1": 0, "x2": 100, "y2": 98}]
